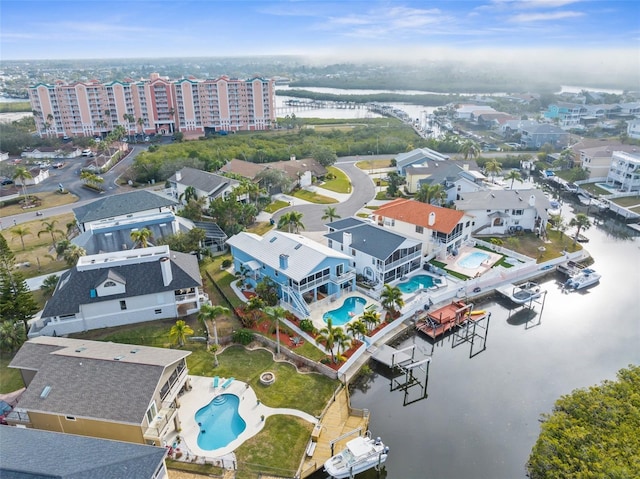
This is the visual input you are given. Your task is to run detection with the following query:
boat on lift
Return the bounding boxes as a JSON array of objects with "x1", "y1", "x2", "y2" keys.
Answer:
[
  {"x1": 565, "y1": 268, "x2": 601, "y2": 290},
  {"x1": 324, "y1": 435, "x2": 389, "y2": 479},
  {"x1": 510, "y1": 281, "x2": 543, "y2": 304}
]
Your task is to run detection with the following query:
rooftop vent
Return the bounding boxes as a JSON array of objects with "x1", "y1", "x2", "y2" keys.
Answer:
[
  {"x1": 75, "y1": 347, "x2": 87, "y2": 353},
  {"x1": 40, "y1": 385, "x2": 52, "y2": 399},
  {"x1": 114, "y1": 355, "x2": 125, "y2": 361}
]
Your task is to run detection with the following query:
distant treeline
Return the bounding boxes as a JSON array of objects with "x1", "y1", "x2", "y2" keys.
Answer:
[
  {"x1": 0, "y1": 102, "x2": 31, "y2": 113},
  {"x1": 276, "y1": 89, "x2": 461, "y2": 107}
]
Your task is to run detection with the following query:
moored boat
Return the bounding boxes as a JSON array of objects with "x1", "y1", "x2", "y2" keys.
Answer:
[
  {"x1": 510, "y1": 281, "x2": 542, "y2": 304},
  {"x1": 565, "y1": 268, "x2": 601, "y2": 290},
  {"x1": 324, "y1": 435, "x2": 389, "y2": 479}
]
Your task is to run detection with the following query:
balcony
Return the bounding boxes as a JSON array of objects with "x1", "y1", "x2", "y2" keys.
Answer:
[{"x1": 143, "y1": 401, "x2": 177, "y2": 441}]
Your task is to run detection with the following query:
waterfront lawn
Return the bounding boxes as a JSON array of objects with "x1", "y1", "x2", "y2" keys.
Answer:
[
  {"x1": 321, "y1": 166, "x2": 351, "y2": 193},
  {"x1": 235, "y1": 415, "x2": 313, "y2": 479},
  {"x1": 610, "y1": 195, "x2": 640, "y2": 207},
  {"x1": 579, "y1": 182, "x2": 611, "y2": 197},
  {"x1": 263, "y1": 199, "x2": 289, "y2": 213},
  {"x1": 292, "y1": 189, "x2": 338, "y2": 204}
]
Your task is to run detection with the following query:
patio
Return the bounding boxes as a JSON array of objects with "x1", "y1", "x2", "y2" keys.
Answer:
[{"x1": 439, "y1": 245, "x2": 503, "y2": 278}]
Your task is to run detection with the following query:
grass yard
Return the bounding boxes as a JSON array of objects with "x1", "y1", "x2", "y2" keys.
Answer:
[
  {"x1": 0, "y1": 354, "x2": 24, "y2": 393},
  {"x1": 355, "y1": 159, "x2": 392, "y2": 169},
  {"x1": 0, "y1": 191, "x2": 78, "y2": 216},
  {"x1": 246, "y1": 221, "x2": 274, "y2": 236},
  {"x1": 263, "y1": 200, "x2": 289, "y2": 213},
  {"x1": 579, "y1": 183, "x2": 611, "y2": 196},
  {"x1": 292, "y1": 189, "x2": 338, "y2": 204},
  {"x1": 610, "y1": 195, "x2": 640, "y2": 207},
  {"x1": 320, "y1": 166, "x2": 351, "y2": 194}
]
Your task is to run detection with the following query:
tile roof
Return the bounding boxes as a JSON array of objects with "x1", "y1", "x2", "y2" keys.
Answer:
[
  {"x1": 226, "y1": 230, "x2": 350, "y2": 282},
  {"x1": 325, "y1": 222, "x2": 421, "y2": 260},
  {"x1": 41, "y1": 250, "x2": 201, "y2": 318},
  {"x1": 9, "y1": 337, "x2": 190, "y2": 424},
  {"x1": 169, "y1": 166, "x2": 239, "y2": 197},
  {"x1": 374, "y1": 198, "x2": 466, "y2": 234},
  {"x1": 73, "y1": 190, "x2": 178, "y2": 224},
  {"x1": 0, "y1": 427, "x2": 167, "y2": 479}
]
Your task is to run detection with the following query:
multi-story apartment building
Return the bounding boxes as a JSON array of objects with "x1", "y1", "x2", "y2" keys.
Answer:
[{"x1": 28, "y1": 73, "x2": 275, "y2": 138}]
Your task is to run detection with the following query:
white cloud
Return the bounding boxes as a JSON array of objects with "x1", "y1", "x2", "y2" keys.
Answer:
[{"x1": 510, "y1": 11, "x2": 585, "y2": 22}]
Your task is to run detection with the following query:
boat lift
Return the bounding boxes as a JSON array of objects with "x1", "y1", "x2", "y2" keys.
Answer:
[
  {"x1": 371, "y1": 344, "x2": 431, "y2": 406},
  {"x1": 451, "y1": 310, "x2": 492, "y2": 358},
  {"x1": 497, "y1": 283, "x2": 548, "y2": 329}
]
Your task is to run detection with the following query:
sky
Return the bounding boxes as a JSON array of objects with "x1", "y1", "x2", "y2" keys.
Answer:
[{"x1": 1, "y1": 0, "x2": 639, "y2": 65}]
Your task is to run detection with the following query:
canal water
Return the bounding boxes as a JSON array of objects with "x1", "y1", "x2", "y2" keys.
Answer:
[{"x1": 313, "y1": 207, "x2": 640, "y2": 479}]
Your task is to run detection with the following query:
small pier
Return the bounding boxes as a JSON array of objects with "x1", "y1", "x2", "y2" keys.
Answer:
[
  {"x1": 371, "y1": 344, "x2": 431, "y2": 406},
  {"x1": 415, "y1": 300, "x2": 487, "y2": 340}
]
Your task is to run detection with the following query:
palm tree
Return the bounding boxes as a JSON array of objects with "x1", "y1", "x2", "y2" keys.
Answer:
[
  {"x1": 130, "y1": 228, "x2": 153, "y2": 248},
  {"x1": 169, "y1": 319, "x2": 194, "y2": 347},
  {"x1": 484, "y1": 159, "x2": 502, "y2": 183},
  {"x1": 12, "y1": 166, "x2": 32, "y2": 207},
  {"x1": 137, "y1": 117, "x2": 145, "y2": 139},
  {"x1": 38, "y1": 220, "x2": 64, "y2": 248},
  {"x1": 10, "y1": 226, "x2": 31, "y2": 250},
  {"x1": 415, "y1": 183, "x2": 445, "y2": 205},
  {"x1": 277, "y1": 211, "x2": 305, "y2": 233},
  {"x1": 346, "y1": 319, "x2": 367, "y2": 341},
  {"x1": 40, "y1": 274, "x2": 59, "y2": 299},
  {"x1": 460, "y1": 140, "x2": 481, "y2": 160},
  {"x1": 360, "y1": 309, "x2": 381, "y2": 332},
  {"x1": 569, "y1": 213, "x2": 592, "y2": 245},
  {"x1": 380, "y1": 283, "x2": 404, "y2": 319},
  {"x1": 62, "y1": 244, "x2": 86, "y2": 266},
  {"x1": 66, "y1": 219, "x2": 79, "y2": 237},
  {"x1": 315, "y1": 317, "x2": 340, "y2": 362},
  {"x1": 560, "y1": 148, "x2": 577, "y2": 169},
  {"x1": 198, "y1": 304, "x2": 229, "y2": 366},
  {"x1": 0, "y1": 321, "x2": 26, "y2": 353},
  {"x1": 264, "y1": 305, "x2": 288, "y2": 355},
  {"x1": 334, "y1": 328, "x2": 352, "y2": 361},
  {"x1": 179, "y1": 185, "x2": 198, "y2": 204},
  {"x1": 321, "y1": 206, "x2": 341, "y2": 222},
  {"x1": 504, "y1": 170, "x2": 523, "y2": 190}
]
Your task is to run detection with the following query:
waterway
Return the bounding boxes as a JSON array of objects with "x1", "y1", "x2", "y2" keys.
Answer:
[{"x1": 312, "y1": 206, "x2": 640, "y2": 479}]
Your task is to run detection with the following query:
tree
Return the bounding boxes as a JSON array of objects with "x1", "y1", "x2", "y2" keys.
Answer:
[
  {"x1": 415, "y1": 183, "x2": 445, "y2": 205},
  {"x1": 504, "y1": 169, "x2": 523, "y2": 190},
  {"x1": 62, "y1": 243, "x2": 86, "y2": 266},
  {"x1": 277, "y1": 210, "x2": 305, "y2": 233},
  {"x1": 569, "y1": 213, "x2": 592, "y2": 245},
  {"x1": 315, "y1": 317, "x2": 340, "y2": 362},
  {"x1": 10, "y1": 225, "x2": 31, "y2": 250},
  {"x1": 527, "y1": 365, "x2": 640, "y2": 479},
  {"x1": 360, "y1": 309, "x2": 381, "y2": 332},
  {"x1": 321, "y1": 206, "x2": 341, "y2": 222},
  {"x1": 198, "y1": 303, "x2": 229, "y2": 366},
  {"x1": 179, "y1": 185, "x2": 198, "y2": 204},
  {"x1": 137, "y1": 117, "x2": 145, "y2": 139},
  {"x1": 242, "y1": 295, "x2": 265, "y2": 328},
  {"x1": 460, "y1": 140, "x2": 480, "y2": 160},
  {"x1": 255, "y1": 276, "x2": 279, "y2": 306},
  {"x1": 12, "y1": 166, "x2": 32, "y2": 207},
  {"x1": 255, "y1": 168, "x2": 292, "y2": 194},
  {"x1": 380, "y1": 283, "x2": 404, "y2": 318},
  {"x1": 312, "y1": 145, "x2": 337, "y2": 167},
  {"x1": 0, "y1": 320, "x2": 26, "y2": 352},
  {"x1": 40, "y1": 274, "x2": 59, "y2": 299},
  {"x1": 38, "y1": 220, "x2": 64, "y2": 248},
  {"x1": 559, "y1": 148, "x2": 577, "y2": 169},
  {"x1": 346, "y1": 319, "x2": 367, "y2": 341},
  {"x1": 130, "y1": 228, "x2": 153, "y2": 248},
  {"x1": 333, "y1": 328, "x2": 352, "y2": 361},
  {"x1": 385, "y1": 172, "x2": 404, "y2": 198},
  {"x1": 484, "y1": 159, "x2": 502, "y2": 183},
  {"x1": 264, "y1": 305, "x2": 288, "y2": 355},
  {"x1": 169, "y1": 319, "x2": 194, "y2": 347}
]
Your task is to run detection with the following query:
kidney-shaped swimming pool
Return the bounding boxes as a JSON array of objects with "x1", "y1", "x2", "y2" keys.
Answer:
[{"x1": 195, "y1": 394, "x2": 246, "y2": 450}]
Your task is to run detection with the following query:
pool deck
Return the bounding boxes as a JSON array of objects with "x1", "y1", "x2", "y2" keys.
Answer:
[
  {"x1": 173, "y1": 375, "x2": 317, "y2": 462},
  {"x1": 441, "y1": 245, "x2": 503, "y2": 278},
  {"x1": 308, "y1": 291, "x2": 380, "y2": 332}
]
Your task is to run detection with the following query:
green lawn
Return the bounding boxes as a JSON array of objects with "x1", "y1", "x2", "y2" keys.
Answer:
[
  {"x1": 610, "y1": 195, "x2": 640, "y2": 207},
  {"x1": 263, "y1": 200, "x2": 289, "y2": 213},
  {"x1": 320, "y1": 166, "x2": 351, "y2": 193},
  {"x1": 0, "y1": 354, "x2": 24, "y2": 393},
  {"x1": 292, "y1": 189, "x2": 338, "y2": 204},
  {"x1": 579, "y1": 182, "x2": 611, "y2": 196},
  {"x1": 355, "y1": 159, "x2": 392, "y2": 170}
]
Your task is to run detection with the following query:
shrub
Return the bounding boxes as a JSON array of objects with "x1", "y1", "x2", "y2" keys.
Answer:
[
  {"x1": 233, "y1": 329, "x2": 254, "y2": 345},
  {"x1": 221, "y1": 258, "x2": 232, "y2": 268},
  {"x1": 299, "y1": 319, "x2": 315, "y2": 333}
]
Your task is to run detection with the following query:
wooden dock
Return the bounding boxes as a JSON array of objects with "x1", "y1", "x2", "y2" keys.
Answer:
[
  {"x1": 415, "y1": 300, "x2": 486, "y2": 340},
  {"x1": 299, "y1": 388, "x2": 369, "y2": 479}
]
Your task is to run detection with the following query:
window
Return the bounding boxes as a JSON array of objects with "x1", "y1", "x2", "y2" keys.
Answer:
[
  {"x1": 351, "y1": 248, "x2": 356, "y2": 256},
  {"x1": 512, "y1": 209, "x2": 524, "y2": 216},
  {"x1": 120, "y1": 300, "x2": 127, "y2": 310},
  {"x1": 104, "y1": 281, "x2": 116, "y2": 287},
  {"x1": 328, "y1": 240, "x2": 332, "y2": 248},
  {"x1": 415, "y1": 225, "x2": 424, "y2": 234},
  {"x1": 155, "y1": 309, "x2": 162, "y2": 314}
]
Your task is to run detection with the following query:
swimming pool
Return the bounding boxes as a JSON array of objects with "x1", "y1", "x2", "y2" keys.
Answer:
[
  {"x1": 397, "y1": 274, "x2": 435, "y2": 294},
  {"x1": 195, "y1": 394, "x2": 246, "y2": 450},
  {"x1": 457, "y1": 251, "x2": 491, "y2": 269},
  {"x1": 323, "y1": 296, "x2": 367, "y2": 326}
]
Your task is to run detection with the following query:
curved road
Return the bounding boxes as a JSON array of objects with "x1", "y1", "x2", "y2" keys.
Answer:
[{"x1": 271, "y1": 157, "x2": 380, "y2": 231}]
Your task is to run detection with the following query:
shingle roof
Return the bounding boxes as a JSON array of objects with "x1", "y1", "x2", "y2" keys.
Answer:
[
  {"x1": 325, "y1": 222, "x2": 421, "y2": 260},
  {"x1": 374, "y1": 199, "x2": 467, "y2": 234},
  {"x1": 454, "y1": 189, "x2": 550, "y2": 217},
  {"x1": 41, "y1": 250, "x2": 201, "y2": 317},
  {"x1": 325, "y1": 217, "x2": 368, "y2": 231},
  {"x1": 0, "y1": 423, "x2": 167, "y2": 479},
  {"x1": 169, "y1": 167, "x2": 239, "y2": 197},
  {"x1": 73, "y1": 190, "x2": 178, "y2": 224},
  {"x1": 9, "y1": 337, "x2": 190, "y2": 424},
  {"x1": 219, "y1": 158, "x2": 327, "y2": 182},
  {"x1": 395, "y1": 148, "x2": 450, "y2": 169},
  {"x1": 226, "y1": 230, "x2": 350, "y2": 282}
]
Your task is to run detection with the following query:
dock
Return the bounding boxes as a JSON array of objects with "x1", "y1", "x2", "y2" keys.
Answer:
[
  {"x1": 370, "y1": 344, "x2": 415, "y2": 369},
  {"x1": 415, "y1": 300, "x2": 486, "y2": 340}
]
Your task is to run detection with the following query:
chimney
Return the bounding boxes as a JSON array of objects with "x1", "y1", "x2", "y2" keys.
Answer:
[
  {"x1": 279, "y1": 254, "x2": 289, "y2": 270},
  {"x1": 176, "y1": 170, "x2": 182, "y2": 181},
  {"x1": 343, "y1": 232, "x2": 352, "y2": 248},
  {"x1": 160, "y1": 257, "x2": 172, "y2": 286},
  {"x1": 428, "y1": 212, "x2": 436, "y2": 226}
]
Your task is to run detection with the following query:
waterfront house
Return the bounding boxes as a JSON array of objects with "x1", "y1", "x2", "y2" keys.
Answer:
[
  {"x1": 7, "y1": 336, "x2": 190, "y2": 448},
  {"x1": 394, "y1": 148, "x2": 451, "y2": 176},
  {"x1": 0, "y1": 427, "x2": 169, "y2": 478},
  {"x1": 578, "y1": 144, "x2": 640, "y2": 179},
  {"x1": 519, "y1": 123, "x2": 570, "y2": 150},
  {"x1": 168, "y1": 166, "x2": 241, "y2": 203},
  {"x1": 543, "y1": 102, "x2": 588, "y2": 128},
  {"x1": 373, "y1": 199, "x2": 474, "y2": 257},
  {"x1": 325, "y1": 218, "x2": 422, "y2": 286},
  {"x1": 605, "y1": 151, "x2": 640, "y2": 192},
  {"x1": 404, "y1": 161, "x2": 485, "y2": 199},
  {"x1": 227, "y1": 230, "x2": 355, "y2": 318},
  {"x1": 29, "y1": 245, "x2": 204, "y2": 338},
  {"x1": 627, "y1": 119, "x2": 640, "y2": 140},
  {"x1": 454, "y1": 189, "x2": 551, "y2": 236}
]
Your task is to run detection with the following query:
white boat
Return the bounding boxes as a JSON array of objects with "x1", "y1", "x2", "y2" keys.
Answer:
[
  {"x1": 324, "y1": 435, "x2": 389, "y2": 479},
  {"x1": 565, "y1": 268, "x2": 601, "y2": 290},
  {"x1": 510, "y1": 281, "x2": 542, "y2": 304},
  {"x1": 548, "y1": 200, "x2": 562, "y2": 216}
]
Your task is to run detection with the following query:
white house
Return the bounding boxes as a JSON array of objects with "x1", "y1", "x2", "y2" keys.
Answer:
[
  {"x1": 325, "y1": 218, "x2": 423, "y2": 285},
  {"x1": 627, "y1": 119, "x2": 640, "y2": 140},
  {"x1": 29, "y1": 245, "x2": 205, "y2": 338},
  {"x1": 372, "y1": 199, "x2": 474, "y2": 257},
  {"x1": 605, "y1": 151, "x2": 640, "y2": 192},
  {"x1": 14, "y1": 167, "x2": 49, "y2": 186},
  {"x1": 579, "y1": 144, "x2": 640, "y2": 179},
  {"x1": 395, "y1": 148, "x2": 450, "y2": 176},
  {"x1": 168, "y1": 167, "x2": 240, "y2": 203},
  {"x1": 454, "y1": 189, "x2": 551, "y2": 236}
]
